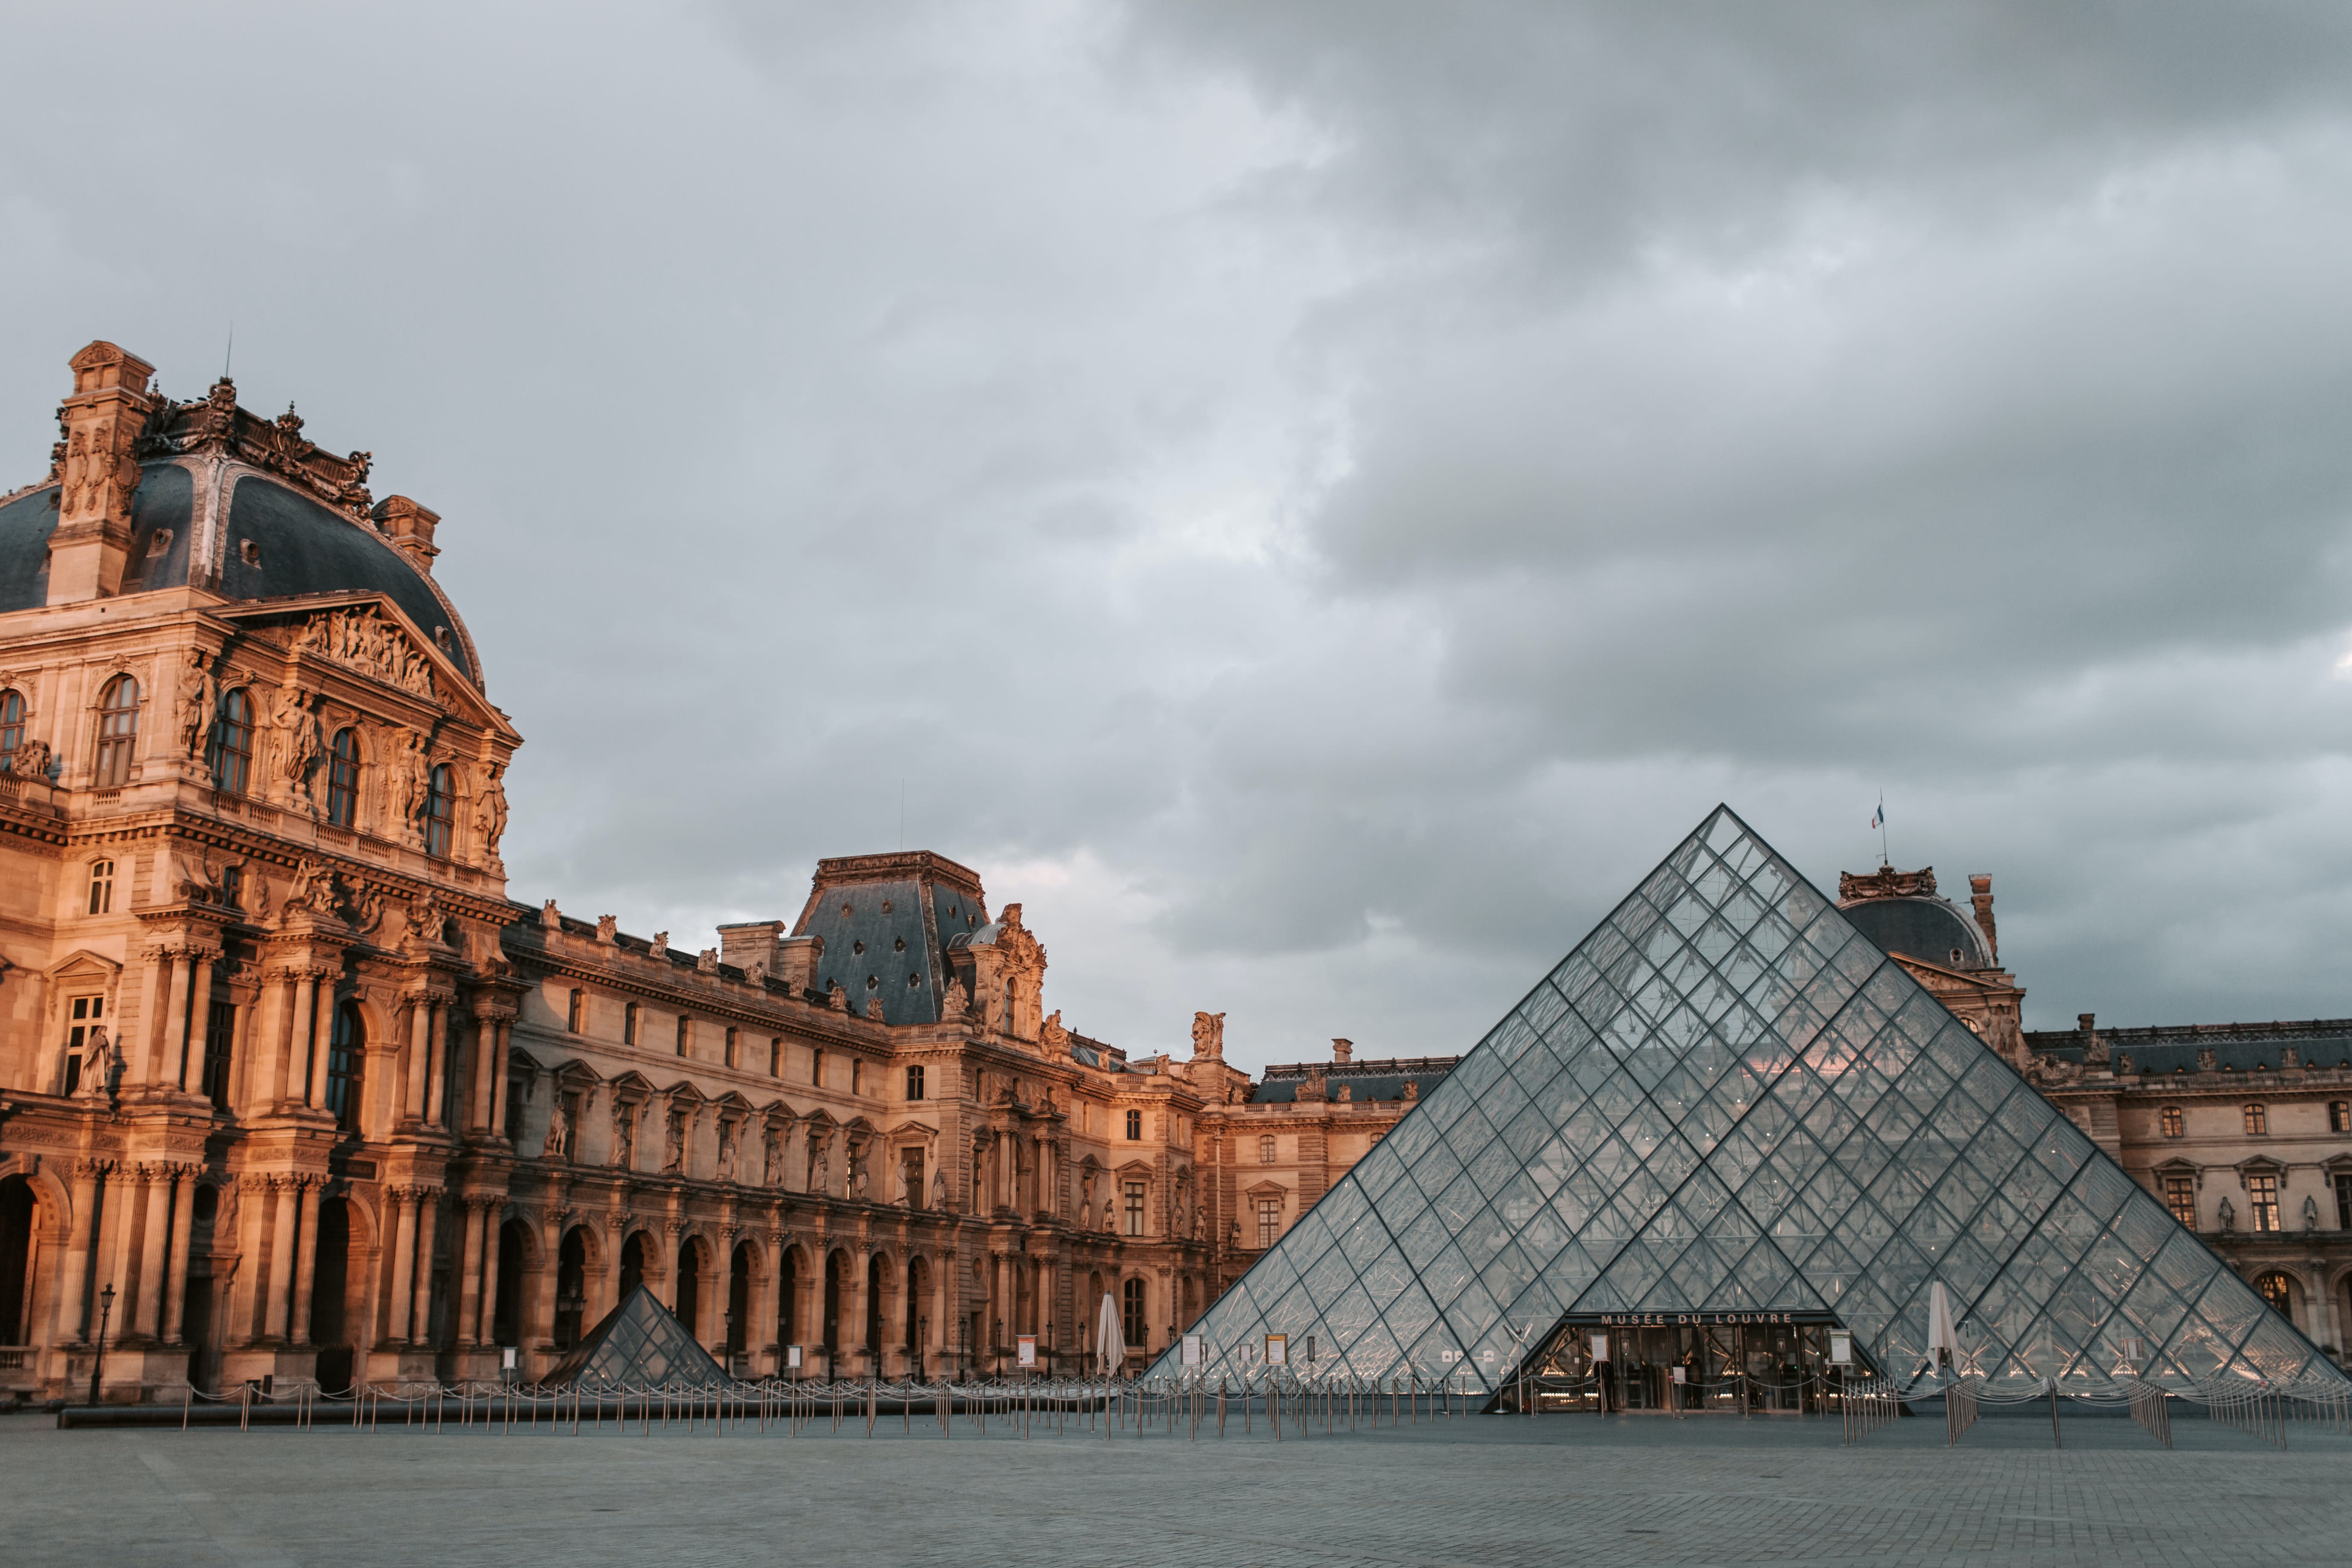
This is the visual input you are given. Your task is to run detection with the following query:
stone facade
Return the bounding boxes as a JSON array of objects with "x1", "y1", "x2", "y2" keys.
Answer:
[{"x1": 1840, "y1": 864, "x2": 2352, "y2": 1369}]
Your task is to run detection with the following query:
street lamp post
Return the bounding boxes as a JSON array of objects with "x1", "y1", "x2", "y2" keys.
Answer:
[{"x1": 87, "y1": 1284, "x2": 116, "y2": 1406}]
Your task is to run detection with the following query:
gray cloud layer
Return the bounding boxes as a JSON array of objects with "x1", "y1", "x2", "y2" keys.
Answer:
[{"x1": 5, "y1": 2, "x2": 2350, "y2": 1067}]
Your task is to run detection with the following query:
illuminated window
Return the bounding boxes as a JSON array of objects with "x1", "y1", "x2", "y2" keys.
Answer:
[
  {"x1": 2255, "y1": 1271, "x2": 2293, "y2": 1316},
  {"x1": 2244, "y1": 1103, "x2": 2268, "y2": 1136},
  {"x1": 86, "y1": 859, "x2": 114, "y2": 916},
  {"x1": 2160, "y1": 1106, "x2": 2183, "y2": 1138},
  {"x1": 325, "y1": 727, "x2": 360, "y2": 827},
  {"x1": 1258, "y1": 1134, "x2": 1276, "y2": 1164},
  {"x1": 2331, "y1": 1101, "x2": 2350, "y2": 1134},
  {"x1": 93, "y1": 674, "x2": 139, "y2": 787},
  {"x1": 2248, "y1": 1172, "x2": 2280, "y2": 1232},
  {"x1": 1123, "y1": 1180, "x2": 1146, "y2": 1237},
  {"x1": 1257, "y1": 1196, "x2": 1282, "y2": 1249},
  {"x1": 423, "y1": 764, "x2": 454, "y2": 857},
  {"x1": 206, "y1": 688, "x2": 253, "y2": 795},
  {"x1": 2163, "y1": 1175, "x2": 2195, "y2": 1228}
]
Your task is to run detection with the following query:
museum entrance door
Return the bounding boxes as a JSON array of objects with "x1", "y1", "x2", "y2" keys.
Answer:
[{"x1": 1498, "y1": 1315, "x2": 1860, "y2": 1413}]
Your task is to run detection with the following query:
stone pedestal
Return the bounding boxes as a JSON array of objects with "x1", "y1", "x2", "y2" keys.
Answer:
[
  {"x1": 363, "y1": 1346, "x2": 441, "y2": 1387},
  {"x1": 218, "y1": 1344, "x2": 319, "y2": 1395}
]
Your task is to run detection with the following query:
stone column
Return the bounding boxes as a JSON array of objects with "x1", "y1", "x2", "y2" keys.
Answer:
[
  {"x1": 142, "y1": 950, "x2": 181, "y2": 1086},
  {"x1": 479, "y1": 1211, "x2": 505, "y2": 1346},
  {"x1": 306, "y1": 976, "x2": 337, "y2": 1111},
  {"x1": 467, "y1": 1010, "x2": 498, "y2": 1133},
  {"x1": 282, "y1": 973, "x2": 318, "y2": 1103},
  {"x1": 136, "y1": 1167, "x2": 174, "y2": 1339},
  {"x1": 263, "y1": 1179, "x2": 299, "y2": 1341},
  {"x1": 182, "y1": 955, "x2": 216, "y2": 1092},
  {"x1": 454, "y1": 1200, "x2": 486, "y2": 1347},
  {"x1": 228, "y1": 1176, "x2": 272, "y2": 1344},
  {"x1": 159, "y1": 952, "x2": 197, "y2": 1089},
  {"x1": 424, "y1": 1002, "x2": 450, "y2": 1128},
  {"x1": 104, "y1": 1166, "x2": 143, "y2": 1336},
  {"x1": 290, "y1": 1181, "x2": 321, "y2": 1344},
  {"x1": 57, "y1": 1160, "x2": 104, "y2": 1342},
  {"x1": 386, "y1": 1189, "x2": 418, "y2": 1342},
  {"x1": 406, "y1": 999, "x2": 433, "y2": 1124},
  {"x1": 410, "y1": 1193, "x2": 440, "y2": 1347},
  {"x1": 161, "y1": 1172, "x2": 197, "y2": 1343}
]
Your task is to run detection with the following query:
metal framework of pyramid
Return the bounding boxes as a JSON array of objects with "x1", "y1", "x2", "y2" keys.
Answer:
[
  {"x1": 1156, "y1": 807, "x2": 2345, "y2": 1394},
  {"x1": 542, "y1": 1284, "x2": 729, "y2": 1388}
]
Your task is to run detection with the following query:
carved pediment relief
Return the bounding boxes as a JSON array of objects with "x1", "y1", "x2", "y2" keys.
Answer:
[{"x1": 287, "y1": 604, "x2": 436, "y2": 699}]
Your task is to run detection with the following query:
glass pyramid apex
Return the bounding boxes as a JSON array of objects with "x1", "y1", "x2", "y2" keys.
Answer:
[
  {"x1": 1152, "y1": 806, "x2": 2348, "y2": 1396},
  {"x1": 542, "y1": 1283, "x2": 729, "y2": 1388}
]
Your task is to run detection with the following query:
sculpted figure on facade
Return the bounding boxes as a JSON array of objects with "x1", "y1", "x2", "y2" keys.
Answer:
[
  {"x1": 611, "y1": 1099, "x2": 636, "y2": 1170},
  {"x1": 75, "y1": 1027, "x2": 116, "y2": 1098},
  {"x1": 174, "y1": 649, "x2": 215, "y2": 759},
  {"x1": 662, "y1": 1109, "x2": 686, "y2": 1175},
  {"x1": 716, "y1": 1121, "x2": 739, "y2": 1182},
  {"x1": 931, "y1": 1163, "x2": 948, "y2": 1213},
  {"x1": 473, "y1": 764, "x2": 508, "y2": 859},
  {"x1": 808, "y1": 1140, "x2": 828, "y2": 1196},
  {"x1": 391, "y1": 726, "x2": 430, "y2": 834},
  {"x1": 5, "y1": 735, "x2": 49, "y2": 779},
  {"x1": 294, "y1": 604, "x2": 436, "y2": 698},
  {"x1": 1191, "y1": 1011, "x2": 1225, "y2": 1060},
  {"x1": 762, "y1": 1125, "x2": 783, "y2": 1186},
  {"x1": 267, "y1": 682, "x2": 322, "y2": 806},
  {"x1": 543, "y1": 1097, "x2": 571, "y2": 1160}
]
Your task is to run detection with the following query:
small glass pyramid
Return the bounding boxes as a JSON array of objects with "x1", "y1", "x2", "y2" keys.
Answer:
[
  {"x1": 542, "y1": 1283, "x2": 729, "y2": 1388},
  {"x1": 1156, "y1": 807, "x2": 2345, "y2": 1395}
]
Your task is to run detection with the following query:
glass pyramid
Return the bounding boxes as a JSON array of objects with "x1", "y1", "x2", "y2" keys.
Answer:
[
  {"x1": 542, "y1": 1283, "x2": 729, "y2": 1388},
  {"x1": 1155, "y1": 807, "x2": 2345, "y2": 1395}
]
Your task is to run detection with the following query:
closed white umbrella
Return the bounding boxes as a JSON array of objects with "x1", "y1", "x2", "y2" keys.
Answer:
[
  {"x1": 1927, "y1": 1282, "x2": 1959, "y2": 1373},
  {"x1": 1096, "y1": 1292, "x2": 1125, "y2": 1378}
]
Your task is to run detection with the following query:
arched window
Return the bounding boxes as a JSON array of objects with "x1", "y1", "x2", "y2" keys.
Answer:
[
  {"x1": 325, "y1": 727, "x2": 360, "y2": 827},
  {"x1": 0, "y1": 688, "x2": 23, "y2": 766},
  {"x1": 2160, "y1": 1106, "x2": 2184, "y2": 1138},
  {"x1": 93, "y1": 674, "x2": 139, "y2": 787},
  {"x1": 325, "y1": 1002, "x2": 365, "y2": 1130},
  {"x1": 423, "y1": 764, "x2": 453, "y2": 857},
  {"x1": 2244, "y1": 1103, "x2": 2268, "y2": 1136},
  {"x1": 1121, "y1": 1276, "x2": 1147, "y2": 1350},
  {"x1": 207, "y1": 688, "x2": 253, "y2": 795},
  {"x1": 86, "y1": 859, "x2": 114, "y2": 916},
  {"x1": 2255, "y1": 1271, "x2": 2294, "y2": 1317}
]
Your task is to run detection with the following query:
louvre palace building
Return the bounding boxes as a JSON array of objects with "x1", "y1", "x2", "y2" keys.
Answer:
[{"x1": 0, "y1": 340, "x2": 2346, "y2": 1406}]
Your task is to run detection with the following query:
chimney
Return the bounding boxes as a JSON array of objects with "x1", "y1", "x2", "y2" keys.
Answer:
[
  {"x1": 717, "y1": 919, "x2": 785, "y2": 974},
  {"x1": 1968, "y1": 874, "x2": 1998, "y2": 964},
  {"x1": 46, "y1": 341, "x2": 157, "y2": 604},
  {"x1": 1332, "y1": 1038, "x2": 1353, "y2": 1064},
  {"x1": 2077, "y1": 1013, "x2": 2094, "y2": 1034},
  {"x1": 374, "y1": 496, "x2": 441, "y2": 574}
]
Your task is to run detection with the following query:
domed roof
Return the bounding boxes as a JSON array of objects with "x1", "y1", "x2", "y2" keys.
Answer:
[
  {"x1": 1841, "y1": 893, "x2": 1989, "y2": 970},
  {"x1": 0, "y1": 459, "x2": 478, "y2": 685}
]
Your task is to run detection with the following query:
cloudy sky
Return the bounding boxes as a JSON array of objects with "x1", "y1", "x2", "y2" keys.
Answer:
[{"x1": 8, "y1": 2, "x2": 2352, "y2": 1070}]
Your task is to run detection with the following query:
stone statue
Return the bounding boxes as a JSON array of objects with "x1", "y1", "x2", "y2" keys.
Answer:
[
  {"x1": 827, "y1": 982, "x2": 848, "y2": 1013},
  {"x1": 649, "y1": 931, "x2": 668, "y2": 958},
  {"x1": 76, "y1": 1026, "x2": 115, "y2": 1098},
  {"x1": 543, "y1": 1097, "x2": 571, "y2": 1159},
  {"x1": 850, "y1": 1150, "x2": 868, "y2": 1199},
  {"x1": 472, "y1": 764, "x2": 508, "y2": 858},
  {"x1": 2114, "y1": 1051, "x2": 2135, "y2": 1076},
  {"x1": 863, "y1": 992, "x2": 884, "y2": 1020},
  {"x1": 4, "y1": 736, "x2": 51, "y2": 780},
  {"x1": 392, "y1": 727, "x2": 430, "y2": 831},
  {"x1": 1040, "y1": 1009, "x2": 1068, "y2": 1054},
  {"x1": 2217, "y1": 1196, "x2": 2235, "y2": 1232},
  {"x1": 1334, "y1": 1083, "x2": 1352, "y2": 1103},
  {"x1": 1402, "y1": 1080, "x2": 1419, "y2": 1101},
  {"x1": 612, "y1": 1100, "x2": 636, "y2": 1169},
  {"x1": 595, "y1": 914, "x2": 618, "y2": 944},
  {"x1": 269, "y1": 683, "x2": 320, "y2": 805},
  {"x1": 716, "y1": 1123, "x2": 739, "y2": 1182},
  {"x1": 931, "y1": 1164, "x2": 948, "y2": 1212},
  {"x1": 174, "y1": 649, "x2": 215, "y2": 758},
  {"x1": 2305, "y1": 1195, "x2": 2321, "y2": 1232},
  {"x1": 810, "y1": 1144, "x2": 828, "y2": 1195},
  {"x1": 763, "y1": 1127, "x2": 783, "y2": 1185},
  {"x1": 1193, "y1": 1205, "x2": 1204, "y2": 1241},
  {"x1": 663, "y1": 1111, "x2": 685, "y2": 1175},
  {"x1": 1191, "y1": 1011, "x2": 1225, "y2": 1059},
  {"x1": 1228, "y1": 1217, "x2": 1240, "y2": 1249}
]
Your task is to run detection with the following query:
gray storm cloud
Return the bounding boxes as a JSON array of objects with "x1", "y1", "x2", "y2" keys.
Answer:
[{"x1": 2, "y1": 1, "x2": 2349, "y2": 1066}]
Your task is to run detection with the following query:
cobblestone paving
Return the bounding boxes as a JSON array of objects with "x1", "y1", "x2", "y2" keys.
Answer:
[{"x1": 8, "y1": 1405, "x2": 2349, "y2": 1567}]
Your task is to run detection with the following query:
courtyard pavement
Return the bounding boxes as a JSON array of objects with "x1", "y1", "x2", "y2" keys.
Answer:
[{"x1": 8, "y1": 1401, "x2": 2349, "y2": 1567}]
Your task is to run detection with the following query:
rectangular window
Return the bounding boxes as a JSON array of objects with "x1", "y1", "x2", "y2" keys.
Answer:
[
  {"x1": 1121, "y1": 1278, "x2": 1146, "y2": 1350},
  {"x1": 725, "y1": 1027, "x2": 739, "y2": 1068},
  {"x1": 2337, "y1": 1173, "x2": 2352, "y2": 1231},
  {"x1": 1125, "y1": 1109, "x2": 1141, "y2": 1141},
  {"x1": 2249, "y1": 1173, "x2": 2280, "y2": 1232},
  {"x1": 2163, "y1": 1175, "x2": 2195, "y2": 1229},
  {"x1": 812, "y1": 1048, "x2": 824, "y2": 1086},
  {"x1": 1123, "y1": 1181, "x2": 1146, "y2": 1237},
  {"x1": 87, "y1": 859, "x2": 114, "y2": 916},
  {"x1": 566, "y1": 989, "x2": 584, "y2": 1033},
  {"x1": 676, "y1": 1016, "x2": 690, "y2": 1057},
  {"x1": 769, "y1": 1038, "x2": 781, "y2": 1077},
  {"x1": 560, "y1": 1092, "x2": 581, "y2": 1161},
  {"x1": 623, "y1": 1002, "x2": 639, "y2": 1046},
  {"x1": 62, "y1": 994, "x2": 104, "y2": 1094},
  {"x1": 2245, "y1": 1103, "x2": 2268, "y2": 1136},
  {"x1": 902, "y1": 1147, "x2": 925, "y2": 1208},
  {"x1": 200, "y1": 999, "x2": 235, "y2": 1112},
  {"x1": 852, "y1": 1060, "x2": 862, "y2": 1095},
  {"x1": 2333, "y1": 1101, "x2": 2351, "y2": 1134},
  {"x1": 906, "y1": 1065, "x2": 926, "y2": 1101},
  {"x1": 1258, "y1": 1134, "x2": 1276, "y2": 1164},
  {"x1": 1257, "y1": 1196, "x2": 1282, "y2": 1249},
  {"x1": 2160, "y1": 1106, "x2": 2183, "y2": 1138}
]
